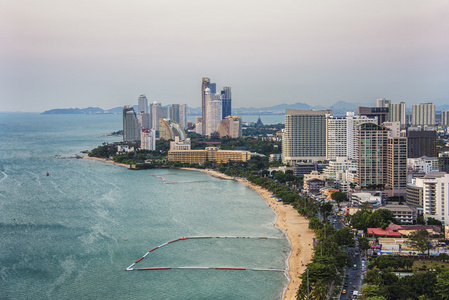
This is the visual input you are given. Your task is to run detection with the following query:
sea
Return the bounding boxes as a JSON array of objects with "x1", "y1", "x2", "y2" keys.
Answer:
[{"x1": 0, "y1": 113, "x2": 289, "y2": 300}]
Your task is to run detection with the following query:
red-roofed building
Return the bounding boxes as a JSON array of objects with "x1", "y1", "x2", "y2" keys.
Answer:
[{"x1": 366, "y1": 228, "x2": 402, "y2": 237}]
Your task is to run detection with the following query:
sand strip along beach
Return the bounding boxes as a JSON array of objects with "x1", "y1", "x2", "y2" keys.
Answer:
[
  {"x1": 83, "y1": 156, "x2": 133, "y2": 168},
  {"x1": 82, "y1": 158, "x2": 315, "y2": 299},
  {"x1": 182, "y1": 168, "x2": 315, "y2": 300}
]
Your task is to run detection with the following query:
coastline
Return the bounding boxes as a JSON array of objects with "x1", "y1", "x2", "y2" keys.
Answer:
[
  {"x1": 181, "y1": 168, "x2": 315, "y2": 300},
  {"x1": 82, "y1": 156, "x2": 132, "y2": 168},
  {"x1": 81, "y1": 157, "x2": 314, "y2": 299}
]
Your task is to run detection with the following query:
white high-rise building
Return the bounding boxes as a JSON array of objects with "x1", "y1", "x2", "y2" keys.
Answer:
[
  {"x1": 413, "y1": 172, "x2": 449, "y2": 225},
  {"x1": 205, "y1": 88, "x2": 222, "y2": 136},
  {"x1": 138, "y1": 94, "x2": 148, "y2": 114},
  {"x1": 141, "y1": 128, "x2": 156, "y2": 150},
  {"x1": 152, "y1": 102, "x2": 169, "y2": 130},
  {"x1": 139, "y1": 113, "x2": 151, "y2": 130},
  {"x1": 326, "y1": 112, "x2": 377, "y2": 160},
  {"x1": 442, "y1": 110, "x2": 449, "y2": 126},
  {"x1": 323, "y1": 157, "x2": 358, "y2": 179},
  {"x1": 388, "y1": 102, "x2": 406, "y2": 126},
  {"x1": 377, "y1": 98, "x2": 391, "y2": 108},
  {"x1": 412, "y1": 103, "x2": 436, "y2": 126}
]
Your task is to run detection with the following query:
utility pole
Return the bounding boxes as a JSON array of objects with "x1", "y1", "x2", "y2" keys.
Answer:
[{"x1": 307, "y1": 268, "x2": 309, "y2": 300}]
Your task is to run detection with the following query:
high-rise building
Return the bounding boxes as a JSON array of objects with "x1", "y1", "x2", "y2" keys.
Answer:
[
  {"x1": 141, "y1": 128, "x2": 156, "y2": 150},
  {"x1": 152, "y1": 102, "x2": 169, "y2": 130},
  {"x1": 376, "y1": 98, "x2": 391, "y2": 108},
  {"x1": 358, "y1": 106, "x2": 389, "y2": 125},
  {"x1": 138, "y1": 94, "x2": 148, "y2": 114},
  {"x1": 386, "y1": 136, "x2": 408, "y2": 196},
  {"x1": 326, "y1": 112, "x2": 377, "y2": 160},
  {"x1": 178, "y1": 104, "x2": 187, "y2": 129},
  {"x1": 123, "y1": 106, "x2": 141, "y2": 142},
  {"x1": 282, "y1": 109, "x2": 332, "y2": 165},
  {"x1": 438, "y1": 152, "x2": 449, "y2": 173},
  {"x1": 411, "y1": 172, "x2": 449, "y2": 225},
  {"x1": 169, "y1": 104, "x2": 188, "y2": 129},
  {"x1": 407, "y1": 130, "x2": 437, "y2": 158},
  {"x1": 357, "y1": 122, "x2": 407, "y2": 196},
  {"x1": 412, "y1": 103, "x2": 435, "y2": 126},
  {"x1": 139, "y1": 113, "x2": 151, "y2": 130},
  {"x1": 442, "y1": 110, "x2": 449, "y2": 126},
  {"x1": 357, "y1": 123, "x2": 388, "y2": 189},
  {"x1": 195, "y1": 117, "x2": 203, "y2": 135},
  {"x1": 201, "y1": 77, "x2": 211, "y2": 135},
  {"x1": 221, "y1": 86, "x2": 232, "y2": 119},
  {"x1": 205, "y1": 88, "x2": 222, "y2": 136},
  {"x1": 388, "y1": 102, "x2": 406, "y2": 126},
  {"x1": 159, "y1": 119, "x2": 187, "y2": 141},
  {"x1": 217, "y1": 115, "x2": 242, "y2": 138}
]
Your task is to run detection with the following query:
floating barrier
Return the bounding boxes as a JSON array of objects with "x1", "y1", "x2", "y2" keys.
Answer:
[{"x1": 125, "y1": 235, "x2": 283, "y2": 271}]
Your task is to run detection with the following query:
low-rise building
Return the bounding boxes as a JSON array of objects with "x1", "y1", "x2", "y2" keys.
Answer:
[
  {"x1": 168, "y1": 147, "x2": 251, "y2": 164},
  {"x1": 383, "y1": 204, "x2": 417, "y2": 224}
]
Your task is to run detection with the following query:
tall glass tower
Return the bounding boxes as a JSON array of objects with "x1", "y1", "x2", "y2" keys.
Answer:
[{"x1": 221, "y1": 86, "x2": 232, "y2": 119}]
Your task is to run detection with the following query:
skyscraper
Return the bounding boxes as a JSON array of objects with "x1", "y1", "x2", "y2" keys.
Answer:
[
  {"x1": 384, "y1": 122, "x2": 407, "y2": 196},
  {"x1": 152, "y1": 102, "x2": 169, "y2": 130},
  {"x1": 138, "y1": 94, "x2": 148, "y2": 114},
  {"x1": 205, "y1": 88, "x2": 222, "y2": 136},
  {"x1": 412, "y1": 103, "x2": 435, "y2": 126},
  {"x1": 326, "y1": 112, "x2": 377, "y2": 160},
  {"x1": 376, "y1": 98, "x2": 391, "y2": 108},
  {"x1": 221, "y1": 86, "x2": 232, "y2": 119},
  {"x1": 141, "y1": 128, "x2": 156, "y2": 150},
  {"x1": 123, "y1": 106, "x2": 140, "y2": 142},
  {"x1": 357, "y1": 123, "x2": 388, "y2": 189},
  {"x1": 407, "y1": 130, "x2": 437, "y2": 158},
  {"x1": 442, "y1": 110, "x2": 449, "y2": 126},
  {"x1": 388, "y1": 102, "x2": 406, "y2": 126},
  {"x1": 201, "y1": 77, "x2": 211, "y2": 135},
  {"x1": 282, "y1": 109, "x2": 332, "y2": 165},
  {"x1": 169, "y1": 104, "x2": 188, "y2": 129}
]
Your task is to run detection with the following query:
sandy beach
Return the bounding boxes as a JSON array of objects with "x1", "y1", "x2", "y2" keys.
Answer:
[
  {"x1": 82, "y1": 156, "x2": 133, "y2": 168},
  {"x1": 182, "y1": 168, "x2": 315, "y2": 300},
  {"x1": 83, "y1": 158, "x2": 315, "y2": 299}
]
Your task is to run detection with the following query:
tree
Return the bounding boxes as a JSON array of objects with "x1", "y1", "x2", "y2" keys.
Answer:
[
  {"x1": 332, "y1": 228, "x2": 355, "y2": 247},
  {"x1": 319, "y1": 202, "x2": 333, "y2": 220},
  {"x1": 435, "y1": 270, "x2": 449, "y2": 299},
  {"x1": 408, "y1": 229, "x2": 432, "y2": 255},
  {"x1": 330, "y1": 191, "x2": 347, "y2": 203},
  {"x1": 427, "y1": 217, "x2": 443, "y2": 226},
  {"x1": 358, "y1": 236, "x2": 371, "y2": 252}
]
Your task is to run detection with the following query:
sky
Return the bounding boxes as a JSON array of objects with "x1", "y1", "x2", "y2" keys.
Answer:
[{"x1": 1, "y1": 0, "x2": 448, "y2": 112}]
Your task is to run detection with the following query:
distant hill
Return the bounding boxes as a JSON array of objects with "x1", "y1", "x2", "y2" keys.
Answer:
[
  {"x1": 43, "y1": 100, "x2": 449, "y2": 116},
  {"x1": 42, "y1": 107, "x2": 105, "y2": 114}
]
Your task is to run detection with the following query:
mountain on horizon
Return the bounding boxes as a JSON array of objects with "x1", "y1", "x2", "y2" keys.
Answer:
[{"x1": 40, "y1": 99, "x2": 449, "y2": 115}]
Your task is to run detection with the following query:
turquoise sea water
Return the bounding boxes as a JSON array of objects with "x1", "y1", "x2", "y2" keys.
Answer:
[{"x1": 0, "y1": 113, "x2": 289, "y2": 300}]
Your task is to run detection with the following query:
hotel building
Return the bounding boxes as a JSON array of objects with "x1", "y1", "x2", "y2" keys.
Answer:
[{"x1": 282, "y1": 109, "x2": 332, "y2": 165}]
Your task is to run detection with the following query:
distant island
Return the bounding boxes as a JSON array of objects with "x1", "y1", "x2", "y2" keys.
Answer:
[
  {"x1": 42, "y1": 101, "x2": 364, "y2": 116},
  {"x1": 41, "y1": 102, "x2": 449, "y2": 116}
]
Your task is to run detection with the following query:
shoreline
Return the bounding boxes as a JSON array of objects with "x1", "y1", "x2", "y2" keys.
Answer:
[
  {"x1": 82, "y1": 156, "x2": 132, "y2": 168},
  {"x1": 181, "y1": 168, "x2": 315, "y2": 300},
  {"x1": 82, "y1": 158, "x2": 314, "y2": 299}
]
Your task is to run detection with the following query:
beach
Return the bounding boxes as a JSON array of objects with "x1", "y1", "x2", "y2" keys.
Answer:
[
  {"x1": 83, "y1": 156, "x2": 133, "y2": 168},
  {"x1": 183, "y1": 168, "x2": 315, "y2": 300}
]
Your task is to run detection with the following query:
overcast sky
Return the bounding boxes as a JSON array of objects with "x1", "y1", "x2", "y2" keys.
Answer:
[{"x1": 1, "y1": 0, "x2": 448, "y2": 112}]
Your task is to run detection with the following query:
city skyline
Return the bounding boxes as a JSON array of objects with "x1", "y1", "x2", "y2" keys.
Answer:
[{"x1": 1, "y1": 1, "x2": 449, "y2": 112}]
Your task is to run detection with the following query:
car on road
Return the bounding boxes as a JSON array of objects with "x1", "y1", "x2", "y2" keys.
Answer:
[{"x1": 342, "y1": 289, "x2": 347, "y2": 294}]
